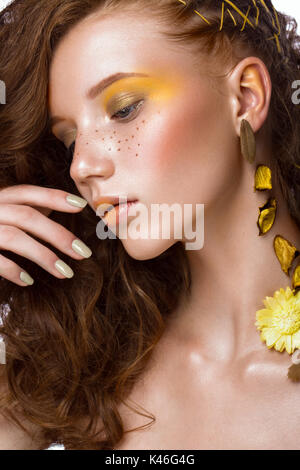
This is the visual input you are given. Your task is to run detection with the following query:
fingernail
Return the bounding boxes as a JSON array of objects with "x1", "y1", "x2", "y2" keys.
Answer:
[
  {"x1": 20, "y1": 271, "x2": 34, "y2": 285},
  {"x1": 66, "y1": 194, "x2": 88, "y2": 208},
  {"x1": 72, "y1": 239, "x2": 92, "y2": 258},
  {"x1": 55, "y1": 260, "x2": 74, "y2": 278}
]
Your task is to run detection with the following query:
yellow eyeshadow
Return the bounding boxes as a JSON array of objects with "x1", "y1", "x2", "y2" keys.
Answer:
[
  {"x1": 101, "y1": 76, "x2": 179, "y2": 110},
  {"x1": 105, "y1": 91, "x2": 145, "y2": 117}
]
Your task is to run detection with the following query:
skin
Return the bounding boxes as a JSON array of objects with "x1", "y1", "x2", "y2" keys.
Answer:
[{"x1": 48, "y1": 9, "x2": 300, "y2": 450}]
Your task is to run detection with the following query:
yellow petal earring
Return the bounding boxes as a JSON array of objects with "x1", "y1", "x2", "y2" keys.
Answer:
[
  {"x1": 240, "y1": 119, "x2": 277, "y2": 236},
  {"x1": 257, "y1": 197, "x2": 277, "y2": 236},
  {"x1": 254, "y1": 165, "x2": 272, "y2": 191},
  {"x1": 240, "y1": 119, "x2": 300, "y2": 380}
]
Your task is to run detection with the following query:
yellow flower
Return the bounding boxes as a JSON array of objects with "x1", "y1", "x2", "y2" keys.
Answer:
[{"x1": 255, "y1": 286, "x2": 300, "y2": 354}]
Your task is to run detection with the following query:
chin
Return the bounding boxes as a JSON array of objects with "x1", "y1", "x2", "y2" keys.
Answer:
[{"x1": 120, "y1": 237, "x2": 176, "y2": 261}]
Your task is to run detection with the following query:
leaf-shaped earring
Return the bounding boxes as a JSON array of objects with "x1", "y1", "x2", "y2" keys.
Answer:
[
  {"x1": 274, "y1": 235, "x2": 299, "y2": 276},
  {"x1": 257, "y1": 197, "x2": 277, "y2": 236},
  {"x1": 240, "y1": 119, "x2": 256, "y2": 164}
]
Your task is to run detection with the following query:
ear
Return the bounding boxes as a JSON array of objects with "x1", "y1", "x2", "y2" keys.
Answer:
[{"x1": 226, "y1": 56, "x2": 272, "y2": 136}]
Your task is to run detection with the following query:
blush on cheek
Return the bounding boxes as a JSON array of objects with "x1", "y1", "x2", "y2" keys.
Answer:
[
  {"x1": 155, "y1": 87, "x2": 219, "y2": 173},
  {"x1": 146, "y1": 112, "x2": 188, "y2": 172}
]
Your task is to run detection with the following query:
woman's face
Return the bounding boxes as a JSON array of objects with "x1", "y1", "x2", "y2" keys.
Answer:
[{"x1": 48, "y1": 9, "x2": 238, "y2": 260}]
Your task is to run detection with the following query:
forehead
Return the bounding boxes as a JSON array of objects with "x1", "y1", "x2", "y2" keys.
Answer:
[{"x1": 48, "y1": 11, "x2": 199, "y2": 110}]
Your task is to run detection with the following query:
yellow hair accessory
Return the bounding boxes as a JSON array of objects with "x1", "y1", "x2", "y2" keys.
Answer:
[{"x1": 175, "y1": 0, "x2": 282, "y2": 53}]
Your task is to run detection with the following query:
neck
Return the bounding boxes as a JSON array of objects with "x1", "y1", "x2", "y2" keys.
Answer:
[{"x1": 172, "y1": 144, "x2": 300, "y2": 362}]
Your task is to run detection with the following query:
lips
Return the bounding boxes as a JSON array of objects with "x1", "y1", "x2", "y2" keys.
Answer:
[
  {"x1": 108, "y1": 200, "x2": 138, "y2": 212},
  {"x1": 94, "y1": 196, "x2": 138, "y2": 211},
  {"x1": 95, "y1": 198, "x2": 138, "y2": 218},
  {"x1": 98, "y1": 200, "x2": 139, "y2": 226},
  {"x1": 104, "y1": 201, "x2": 128, "y2": 214}
]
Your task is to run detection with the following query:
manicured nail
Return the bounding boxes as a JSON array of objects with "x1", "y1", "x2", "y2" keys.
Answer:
[
  {"x1": 72, "y1": 239, "x2": 92, "y2": 258},
  {"x1": 55, "y1": 260, "x2": 74, "y2": 278},
  {"x1": 20, "y1": 271, "x2": 34, "y2": 285},
  {"x1": 66, "y1": 194, "x2": 88, "y2": 208}
]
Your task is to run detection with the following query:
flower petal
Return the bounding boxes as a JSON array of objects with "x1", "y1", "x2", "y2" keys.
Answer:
[
  {"x1": 264, "y1": 297, "x2": 279, "y2": 310},
  {"x1": 255, "y1": 311, "x2": 273, "y2": 328},
  {"x1": 292, "y1": 330, "x2": 300, "y2": 349},
  {"x1": 262, "y1": 328, "x2": 281, "y2": 348},
  {"x1": 274, "y1": 336, "x2": 286, "y2": 352},
  {"x1": 285, "y1": 335, "x2": 293, "y2": 354},
  {"x1": 286, "y1": 286, "x2": 294, "y2": 299}
]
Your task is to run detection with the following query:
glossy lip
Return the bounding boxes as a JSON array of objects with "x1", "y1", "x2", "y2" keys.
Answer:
[
  {"x1": 102, "y1": 200, "x2": 139, "y2": 225},
  {"x1": 94, "y1": 195, "x2": 138, "y2": 211}
]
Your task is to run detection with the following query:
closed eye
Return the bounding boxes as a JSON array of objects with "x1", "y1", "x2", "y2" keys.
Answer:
[{"x1": 64, "y1": 99, "x2": 144, "y2": 157}]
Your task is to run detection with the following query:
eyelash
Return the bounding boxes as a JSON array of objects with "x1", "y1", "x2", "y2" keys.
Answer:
[
  {"x1": 110, "y1": 99, "x2": 144, "y2": 121},
  {"x1": 66, "y1": 99, "x2": 144, "y2": 157}
]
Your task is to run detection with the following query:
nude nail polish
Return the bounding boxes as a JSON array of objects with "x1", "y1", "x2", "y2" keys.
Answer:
[
  {"x1": 66, "y1": 194, "x2": 88, "y2": 208},
  {"x1": 72, "y1": 239, "x2": 92, "y2": 258},
  {"x1": 55, "y1": 260, "x2": 74, "y2": 278},
  {"x1": 20, "y1": 271, "x2": 34, "y2": 285}
]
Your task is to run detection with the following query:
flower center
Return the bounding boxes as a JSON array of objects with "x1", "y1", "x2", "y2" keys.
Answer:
[{"x1": 273, "y1": 304, "x2": 300, "y2": 334}]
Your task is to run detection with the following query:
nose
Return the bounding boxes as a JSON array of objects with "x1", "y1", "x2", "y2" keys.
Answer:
[{"x1": 69, "y1": 139, "x2": 115, "y2": 183}]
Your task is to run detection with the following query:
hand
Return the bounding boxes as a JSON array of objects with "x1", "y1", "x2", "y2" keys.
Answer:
[{"x1": 0, "y1": 184, "x2": 92, "y2": 286}]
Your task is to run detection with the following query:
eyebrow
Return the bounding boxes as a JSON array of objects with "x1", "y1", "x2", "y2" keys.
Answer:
[{"x1": 49, "y1": 71, "x2": 149, "y2": 127}]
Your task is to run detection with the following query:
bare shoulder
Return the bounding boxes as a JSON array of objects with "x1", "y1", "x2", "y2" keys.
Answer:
[{"x1": 0, "y1": 367, "x2": 44, "y2": 450}]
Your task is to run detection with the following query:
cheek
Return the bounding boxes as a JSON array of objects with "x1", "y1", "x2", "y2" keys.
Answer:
[
  {"x1": 93, "y1": 123, "x2": 146, "y2": 158},
  {"x1": 139, "y1": 92, "x2": 218, "y2": 176},
  {"x1": 135, "y1": 90, "x2": 239, "y2": 205}
]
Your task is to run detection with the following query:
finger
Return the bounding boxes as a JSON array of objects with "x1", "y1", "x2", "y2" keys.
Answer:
[
  {"x1": 0, "y1": 205, "x2": 92, "y2": 260},
  {"x1": 0, "y1": 225, "x2": 75, "y2": 280},
  {"x1": 33, "y1": 206, "x2": 53, "y2": 217},
  {"x1": 0, "y1": 185, "x2": 88, "y2": 212},
  {"x1": 0, "y1": 253, "x2": 35, "y2": 286}
]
